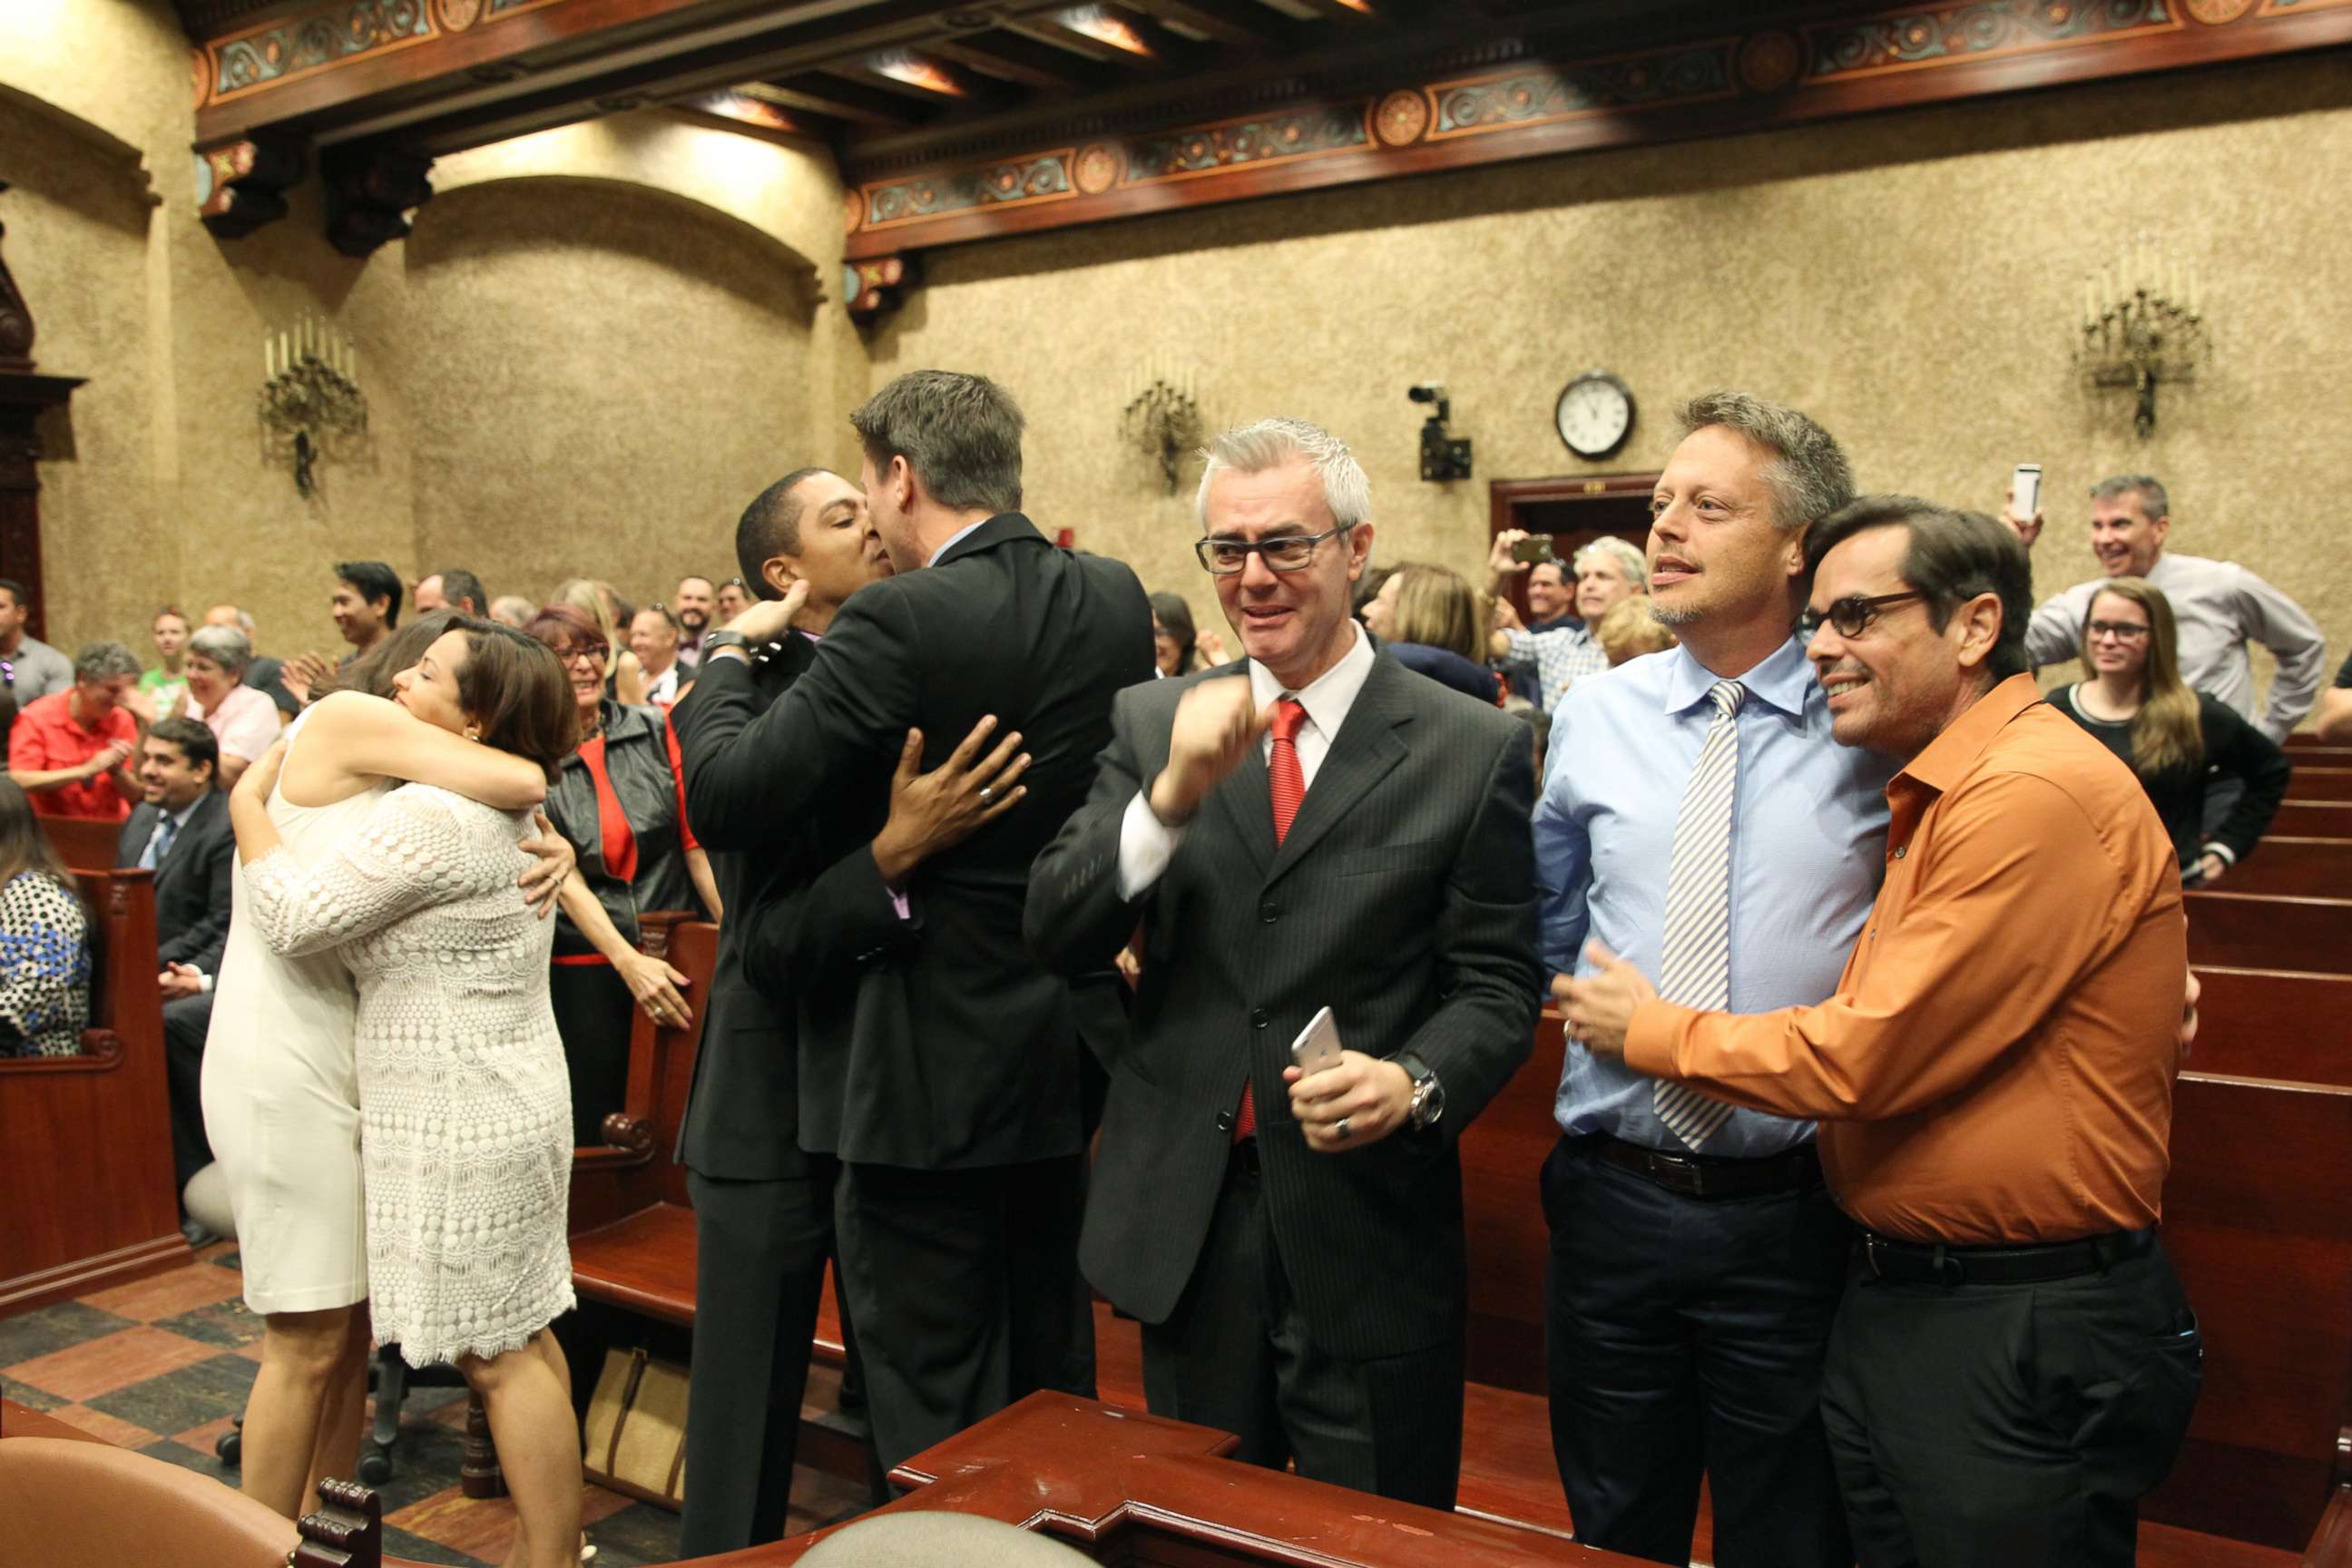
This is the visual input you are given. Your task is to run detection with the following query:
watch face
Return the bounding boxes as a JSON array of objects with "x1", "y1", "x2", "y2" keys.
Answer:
[{"x1": 1556, "y1": 374, "x2": 1633, "y2": 458}]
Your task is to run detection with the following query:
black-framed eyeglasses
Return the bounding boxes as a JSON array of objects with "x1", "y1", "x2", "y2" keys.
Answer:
[
  {"x1": 1796, "y1": 591, "x2": 1928, "y2": 641},
  {"x1": 2086, "y1": 620, "x2": 2151, "y2": 642},
  {"x1": 1195, "y1": 526, "x2": 1348, "y2": 575}
]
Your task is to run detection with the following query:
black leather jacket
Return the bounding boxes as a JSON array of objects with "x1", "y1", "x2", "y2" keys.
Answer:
[{"x1": 545, "y1": 700, "x2": 697, "y2": 956}]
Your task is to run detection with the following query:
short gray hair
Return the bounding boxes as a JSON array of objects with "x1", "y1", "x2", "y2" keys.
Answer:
[
  {"x1": 1677, "y1": 390, "x2": 1855, "y2": 535},
  {"x1": 1195, "y1": 416, "x2": 1373, "y2": 537},
  {"x1": 188, "y1": 623, "x2": 253, "y2": 675},
  {"x1": 1572, "y1": 536, "x2": 1647, "y2": 584},
  {"x1": 73, "y1": 642, "x2": 141, "y2": 683},
  {"x1": 849, "y1": 369, "x2": 1024, "y2": 515},
  {"x1": 2091, "y1": 473, "x2": 2169, "y2": 521}
]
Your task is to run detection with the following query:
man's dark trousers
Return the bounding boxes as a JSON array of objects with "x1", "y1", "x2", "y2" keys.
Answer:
[
  {"x1": 1543, "y1": 1134, "x2": 1855, "y2": 1567},
  {"x1": 1820, "y1": 1235, "x2": 2200, "y2": 1567}
]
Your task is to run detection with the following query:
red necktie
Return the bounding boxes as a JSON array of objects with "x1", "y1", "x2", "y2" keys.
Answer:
[{"x1": 1235, "y1": 698, "x2": 1308, "y2": 1142}]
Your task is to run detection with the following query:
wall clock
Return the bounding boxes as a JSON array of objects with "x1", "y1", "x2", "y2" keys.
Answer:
[{"x1": 1555, "y1": 370, "x2": 1635, "y2": 460}]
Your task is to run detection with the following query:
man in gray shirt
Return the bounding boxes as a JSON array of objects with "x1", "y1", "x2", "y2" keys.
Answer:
[
  {"x1": 2008, "y1": 474, "x2": 2325, "y2": 742},
  {"x1": 0, "y1": 578, "x2": 75, "y2": 704}
]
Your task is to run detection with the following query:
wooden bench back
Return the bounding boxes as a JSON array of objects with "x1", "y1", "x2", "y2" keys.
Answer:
[
  {"x1": 2272, "y1": 800, "x2": 2352, "y2": 840},
  {"x1": 0, "y1": 867, "x2": 179, "y2": 1314},
  {"x1": 2225, "y1": 838, "x2": 2352, "y2": 898},
  {"x1": 2144, "y1": 1072, "x2": 2352, "y2": 1550},
  {"x1": 2288, "y1": 767, "x2": 2352, "y2": 803},
  {"x1": 567, "y1": 911, "x2": 713, "y2": 1234},
  {"x1": 2190, "y1": 967, "x2": 2352, "y2": 1087},
  {"x1": 40, "y1": 816, "x2": 121, "y2": 874},
  {"x1": 2185, "y1": 891, "x2": 2352, "y2": 973},
  {"x1": 1455, "y1": 1014, "x2": 1560, "y2": 1395}
]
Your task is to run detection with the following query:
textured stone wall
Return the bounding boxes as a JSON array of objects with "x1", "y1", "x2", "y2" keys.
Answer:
[{"x1": 871, "y1": 54, "x2": 2352, "y2": 701}]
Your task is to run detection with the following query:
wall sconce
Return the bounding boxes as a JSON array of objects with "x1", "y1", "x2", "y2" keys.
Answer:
[
  {"x1": 2075, "y1": 236, "x2": 2210, "y2": 440},
  {"x1": 1122, "y1": 360, "x2": 1201, "y2": 495},
  {"x1": 260, "y1": 314, "x2": 368, "y2": 497}
]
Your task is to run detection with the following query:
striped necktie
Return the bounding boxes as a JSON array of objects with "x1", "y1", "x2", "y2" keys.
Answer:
[
  {"x1": 141, "y1": 813, "x2": 178, "y2": 873},
  {"x1": 1652, "y1": 679, "x2": 1744, "y2": 1152}
]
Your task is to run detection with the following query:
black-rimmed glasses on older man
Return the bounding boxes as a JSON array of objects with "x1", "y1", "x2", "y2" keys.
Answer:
[
  {"x1": 1796, "y1": 591, "x2": 1927, "y2": 642},
  {"x1": 1195, "y1": 526, "x2": 1348, "y2": 575}
]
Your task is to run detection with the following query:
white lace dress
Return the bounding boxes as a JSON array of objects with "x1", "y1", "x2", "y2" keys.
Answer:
[{"x1": 241, "y1": 781, "x2": 574, "y2": 1367}]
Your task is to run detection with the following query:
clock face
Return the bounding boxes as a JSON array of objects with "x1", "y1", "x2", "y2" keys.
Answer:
[{"x1": 1556, "y1": 373, "x2": 1633, "y2": 459}]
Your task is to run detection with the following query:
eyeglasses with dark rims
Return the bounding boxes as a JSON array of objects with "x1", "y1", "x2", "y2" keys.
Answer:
[
  {"x1": 1795, "y1": 591, "x2": 1929, "y2": 642},
  {"x1": 1195, "y1": 526, "x2": 1348, "y2": 575}
]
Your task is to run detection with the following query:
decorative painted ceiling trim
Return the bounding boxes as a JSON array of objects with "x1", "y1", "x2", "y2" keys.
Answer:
[
  {"x1": 194, "y1": 0, "x2": 562, "y2": 110},
  {"x1": 838, "y1": 0, "x2": 2351, "y2": 261}
]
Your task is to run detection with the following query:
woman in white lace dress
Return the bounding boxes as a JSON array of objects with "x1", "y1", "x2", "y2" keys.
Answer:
[{"x1": 230, "y1": 621, "x2": 586, "y2": 1568}]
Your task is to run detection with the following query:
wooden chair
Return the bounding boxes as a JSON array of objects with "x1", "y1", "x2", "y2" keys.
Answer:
[{"x1": 0, "y1": 866, "x2": 183, "y2": 1315}]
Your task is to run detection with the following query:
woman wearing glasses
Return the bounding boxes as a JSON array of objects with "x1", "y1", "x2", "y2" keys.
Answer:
[
  {"x1": 2048, "y1": 577, "x2": 2290, "y2": 886},
  {"x1": 524, "y1": 603, "x2": 720, "y2": 1144}
]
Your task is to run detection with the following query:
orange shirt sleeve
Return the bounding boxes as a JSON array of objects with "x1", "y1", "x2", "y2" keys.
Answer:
[{"x1": 1623, "y1": 770, "x2": 2147, "y2": 1121}]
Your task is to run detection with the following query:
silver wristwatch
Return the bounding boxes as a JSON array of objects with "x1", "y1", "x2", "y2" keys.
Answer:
[{"x1": 1397, "y1": 1053, "x2": 1446, "y2": 1132}]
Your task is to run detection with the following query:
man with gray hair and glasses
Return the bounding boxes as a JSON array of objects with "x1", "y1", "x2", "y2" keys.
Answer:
[
  {"x1": 683, "y1": 369, "x2": 1153, "y2": 1474},
  {"x1": 1488, "y1": 534, "x2": 1647, "y2": 710},
  {"x1": 2006, "y1": 473, "x2": 2325, "y2": 745},
  {"x1": 1030, "y1": 416, "x2": 1540, "y2": 1507},
  {"x1": 1533, "y1": 391, "x2": 1882, "y2": 1566}
]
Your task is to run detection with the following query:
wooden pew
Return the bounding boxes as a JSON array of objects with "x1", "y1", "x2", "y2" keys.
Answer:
[
  {"x1": 0, "y1": 867, "x2": 185, "y2": 1315},
  {"x1": 2185, "y1": 891, "x2": 2352, "y2": 974},
  {"x1": 2288, "y1": 768, "x2": 2352, "y2": 803},
  {"x1": 2273, "y1": 800, "x2": 2352, "y2": 839},
  {"x1": 2225, "y1": 838, "x2": 2352, "y2": 898},
  {"x1": 40, "y1": 814, "x2": 122, "y2": 872},
  {"x1": 2190, "y1": 967, "x2": 2352, "y2": 1086},
  {"x1": 567, "y1": 910, "x2": 703, "y2": 1328},
  {"x1": 2142, "y1": 1073, "x2": 2352, "y2": 1554}
]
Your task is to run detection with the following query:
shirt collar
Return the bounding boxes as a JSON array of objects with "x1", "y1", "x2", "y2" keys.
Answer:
[
  {"x1": 926, "y1": 515, "x2": 994, "y2": 568},
  {"x1": 1249, "y1": 620, "x2": 1375, "y2": 737},
  {"x1": 1661, "y1": 633, "x2": 1814, "y2": 718},
  {"x1": 1896, "y1": 672, "x2": 2045, "y2": 795}
]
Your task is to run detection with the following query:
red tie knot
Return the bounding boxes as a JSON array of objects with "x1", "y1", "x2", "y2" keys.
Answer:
[{"x1": 1270, "y1": 697, "x2": 1308, "y2": 742}]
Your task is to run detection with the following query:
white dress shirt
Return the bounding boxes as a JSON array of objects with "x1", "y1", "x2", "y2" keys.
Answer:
[{"x1": 1117, "y1": 622, "x2": 1377, "y2": 898}]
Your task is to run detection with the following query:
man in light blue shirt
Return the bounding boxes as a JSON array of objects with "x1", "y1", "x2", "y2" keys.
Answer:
[{"x1": 1534, "y1": 391, "x2": 1884, "y2": 1568}]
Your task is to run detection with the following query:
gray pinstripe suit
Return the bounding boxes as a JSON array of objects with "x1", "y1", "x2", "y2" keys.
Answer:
[{"x1": 1027, "y1": 649, "x2": 1542, "y2": 1504}]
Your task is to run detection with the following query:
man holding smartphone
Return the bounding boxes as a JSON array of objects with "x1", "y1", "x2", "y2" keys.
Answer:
[{"x1": 1029, "y1": 416, "x2": 1541, "y2": 1508}]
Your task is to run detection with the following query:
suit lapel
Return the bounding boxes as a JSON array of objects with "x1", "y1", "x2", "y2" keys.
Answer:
[{"x1": 1265, "y1": 654, "x2": 1413, "y2": 887}]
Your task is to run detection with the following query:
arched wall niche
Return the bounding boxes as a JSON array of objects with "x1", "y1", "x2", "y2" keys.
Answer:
[{"x1": 398, "y1": 174, "x2": 820, "y2": 608}]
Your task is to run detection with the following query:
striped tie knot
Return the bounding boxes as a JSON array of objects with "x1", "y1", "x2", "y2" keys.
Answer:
[
  {"x1": 1649, "y1": 675, "x2": 1749, "y2": 1152},
  {"x1": 1706, "y1": 679, "x2": 1746, "y2": 720}
]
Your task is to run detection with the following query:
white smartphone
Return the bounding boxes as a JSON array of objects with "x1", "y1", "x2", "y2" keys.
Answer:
[
  {"x1": 2012, "y1": 463, "x2": 2043, "y2": 518},
  {"x1": 1289, "y1": 1005, "x2": 1344, "y2": 1075}
]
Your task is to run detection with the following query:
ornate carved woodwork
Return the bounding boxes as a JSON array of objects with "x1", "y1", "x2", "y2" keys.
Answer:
[
  {"x1": 843, "y1": 252, "x2": 915, "y2": 324},
  {"x1": 322, "y1": 146, "x2": 435, "y2": 257},
  {"x1": 193, "y1": 132, "x2": 306, "y2": 240},
  {"x1": 0, "y1": 183, "x2": 82, "y2": 644}
]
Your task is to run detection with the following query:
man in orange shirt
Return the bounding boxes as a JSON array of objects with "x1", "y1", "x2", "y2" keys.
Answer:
[
  {"x1": 1563, "y1": 496, "x2": 2200, "y2": 1568},
  {"x1": 8, "y1": 642, "x2": 142, "y2": 821}
]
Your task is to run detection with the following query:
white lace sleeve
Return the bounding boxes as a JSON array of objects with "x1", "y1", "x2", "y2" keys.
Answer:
[{"x1": 243, "y1": 787, "x2": 473, "y2": 958}]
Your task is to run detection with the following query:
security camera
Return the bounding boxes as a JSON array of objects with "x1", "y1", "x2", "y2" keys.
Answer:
[{"x1": 1409, "y1": 384, "x2": 1472, "y2": 483}]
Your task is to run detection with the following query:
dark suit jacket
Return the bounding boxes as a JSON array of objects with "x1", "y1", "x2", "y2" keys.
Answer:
[
  {"x1": 117, "y1": 791, "x2": 233, "y2": 974},
  {"x1": 1025, "y1": 652, "x2": 1542, "y2": 1361},
  {"x1": 677, "y1": 634, "x2": 903, "y2": 1175},
  {"x1": 687, "y1": 514, "x2": 1153, "y2": 1170}
]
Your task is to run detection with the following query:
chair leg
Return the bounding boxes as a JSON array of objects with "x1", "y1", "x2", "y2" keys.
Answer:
[
  {"x1": 358, "y1": 1347, "x2": 405, "y2": 1485},
  {"x1": 461, "y1": 1390, "x2": 506, "y2": 1500}
]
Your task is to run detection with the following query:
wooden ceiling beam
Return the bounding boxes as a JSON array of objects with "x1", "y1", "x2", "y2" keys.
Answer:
[
  {"x1": 821, "y1": 52, "x2": 1019, "y2": 111},
  {"x1": 1115, "y1": 0, "x2": 1299, "y2": 50},
  {"x1": 1005, "y1": 10, "x2": 1209, "y2": 71},
  {"x1": 749, "y1": 74, "x2": 925, "y2": 128},
  {"x1": 1285, "y1": 0, "x2": 1390, "y2": 24},
  {"x1": 925, "y1": 31, "x2": 1112, "y2": 93}
]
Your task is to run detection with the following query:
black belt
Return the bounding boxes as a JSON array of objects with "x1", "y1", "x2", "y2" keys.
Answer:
[
  {"x1": 1585, "y1": 1133, "x2": 1822, "y2": 1200},
  {"x1": 1860, "y1": 1227, "x2": 2157, "y2": 1287}
]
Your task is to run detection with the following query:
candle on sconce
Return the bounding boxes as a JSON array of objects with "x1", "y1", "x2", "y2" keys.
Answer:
[{"x1": 265, "y1": 336, "x2": 274, "y2": 378}]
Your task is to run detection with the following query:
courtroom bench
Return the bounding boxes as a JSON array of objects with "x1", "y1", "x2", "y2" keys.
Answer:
[
  {"x1": 2288, "y1": 768, "x2": 2352, "y2": 802},
  {"x1": 2185, "y1": 890, "x2": 2352, "y2": 973},
  {"x1": 2224, "y1": 837, "x2": 2352, "y2": 898},
  {"x1": 0, "y1": 864, "x2": 184, "y2": 1315},
  {"x1": 2271, "y1": 799, "x2": 2352, "y2": 838}
]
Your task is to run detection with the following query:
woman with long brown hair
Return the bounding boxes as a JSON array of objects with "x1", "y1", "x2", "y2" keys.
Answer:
[
  {"x1": 2050, "y1": 576, "x2": 2291, "y2": 884},
  {"x1": 231, "y1": 619, "x2": 587, "y2": 1568},
  {"x1": 0, "y1": 777, "x2": 89, "y2": 1058}
]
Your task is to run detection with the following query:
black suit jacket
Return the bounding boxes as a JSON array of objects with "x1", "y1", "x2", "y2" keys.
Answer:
[
  {"x1": 687, "y1": 514, "x2": 1153, "y2": 1170},
  {"x1": 1025, "y1": 652, "x2": 1542, "y2": 1361},
  {"x1": 677, "y1": 639, "x2": 903, "y2": 1175},
  {"x1": 117, "y1": 791, "x2": 233, "y2": 974}
]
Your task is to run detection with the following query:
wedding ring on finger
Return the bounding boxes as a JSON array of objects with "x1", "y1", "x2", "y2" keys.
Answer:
[
  {"x1": 979, "y1": 785, "x2": 994, "y2": 803},
  {"x1": 1334, "y1": 1116, "x2": 1351, "y2": 1142}
]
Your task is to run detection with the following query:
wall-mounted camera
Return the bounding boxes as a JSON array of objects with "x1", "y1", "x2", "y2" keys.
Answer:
[{"x1": 1408, "y1": 382, "x2": 1472, "y2": 483}]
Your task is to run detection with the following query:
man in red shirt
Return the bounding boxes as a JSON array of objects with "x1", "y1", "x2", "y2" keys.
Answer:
[{"x1": 9, "y1": 641, "x2": 142, "y2": 820}]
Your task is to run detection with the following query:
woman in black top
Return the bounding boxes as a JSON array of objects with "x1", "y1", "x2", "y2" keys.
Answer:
[{"x1": 2050, "y1": 577, "x2": 2291, "y2": 886}]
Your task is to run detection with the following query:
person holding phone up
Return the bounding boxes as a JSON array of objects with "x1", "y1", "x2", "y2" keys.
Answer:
[{"x1": 1028, "y1": 416, "x2": 1542, "y2": 1509}]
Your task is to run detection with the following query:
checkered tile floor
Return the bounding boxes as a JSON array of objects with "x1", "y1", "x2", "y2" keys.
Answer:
[{"x1": 2, "y1": 1248, "x2": 866, "y2": 1565}]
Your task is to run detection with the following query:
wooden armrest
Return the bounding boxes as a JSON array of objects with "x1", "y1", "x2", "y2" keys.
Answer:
[
  {"x1": 2306, "y1": 1485, "x2": 2352, "y2": 1567},
  {"x1": 0, "y1": 1032, "x2": 122, "y2": 1074},
  {"x1": 572, "y1": 1114, "x2": 655, "y2": 1169}
]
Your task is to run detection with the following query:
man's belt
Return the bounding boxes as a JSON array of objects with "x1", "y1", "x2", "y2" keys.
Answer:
[
  {"x1": 1860, "y1": 1227, "x2": 2157, "y2": 1287},
  {"x1": 1587, "y1": 1133, "x2": 1822, "y2": 1200}
]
